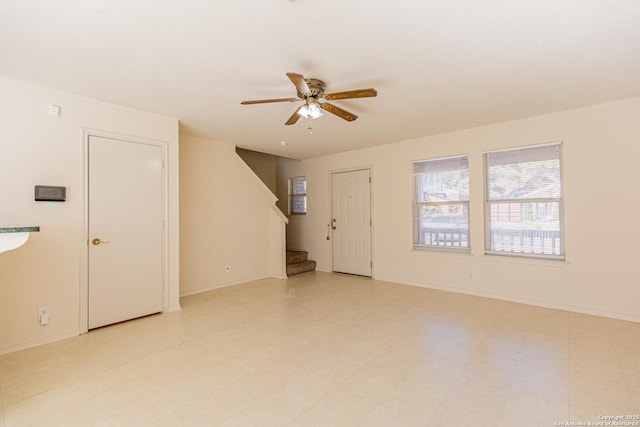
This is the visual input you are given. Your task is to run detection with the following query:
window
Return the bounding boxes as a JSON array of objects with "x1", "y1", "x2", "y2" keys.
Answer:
[
  {"x1": 289, "y1": 176, "x2": 307, "y2": 215},
  {"x1": 485, "y1": 143, "x2": 564, "y2": 260},
  {"x1": 413, "y1": 155, "x2": 470, "y2": 251}
]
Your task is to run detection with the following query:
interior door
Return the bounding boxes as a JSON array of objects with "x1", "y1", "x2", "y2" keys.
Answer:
[
  {"x1": 331, "y1": 169, "x2": 372, "y2": 276},
  {"x1": 88, "y1": 135, "x2": 164, "y2": 329}
]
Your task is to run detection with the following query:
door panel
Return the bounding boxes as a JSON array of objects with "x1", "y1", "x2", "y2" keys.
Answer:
[
  {"x1": 332, "y1": 169, "x2": 372, "y2": 276},
  {"x1": 88, "y1": 135, "x2": 164, "y2": 329}
]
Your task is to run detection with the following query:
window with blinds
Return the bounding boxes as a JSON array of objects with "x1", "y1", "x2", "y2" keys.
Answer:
[
  {"x1": 413, "y1": 155, "x2": 470, "y2": 252},
  {"x1": 484, "y1": 143, "x2": 564, "y2": 259},
  {"x1": 289, "y1": 176, "x2": 307, "y2": 215}
]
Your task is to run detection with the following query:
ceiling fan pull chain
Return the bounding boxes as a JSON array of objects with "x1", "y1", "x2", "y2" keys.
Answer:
[{"x1": 308, "y1": 116, "x2": 313, "y2": 134}]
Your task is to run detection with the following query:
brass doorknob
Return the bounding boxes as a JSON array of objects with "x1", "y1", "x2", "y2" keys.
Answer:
[{"x1": 92, "y1": 238, "x2": 110, "y2": 246}]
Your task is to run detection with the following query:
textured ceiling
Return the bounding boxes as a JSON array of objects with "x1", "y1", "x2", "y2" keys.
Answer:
[{"x1": 2, "y1": 0, "x2": 639, "y2": 159}]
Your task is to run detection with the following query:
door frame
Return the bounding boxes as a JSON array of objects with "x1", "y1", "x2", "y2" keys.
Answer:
[
  {"x1": 330, "y1": 166, "x2": 374, "y2": 277},
  {"x1": 80, "y1": 129, "x2": 169, "y2": 334}
]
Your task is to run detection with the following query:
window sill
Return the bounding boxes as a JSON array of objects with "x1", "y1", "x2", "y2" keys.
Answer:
[{"x1": 412, "y1": 246, "x2": 473, "y2": 259}]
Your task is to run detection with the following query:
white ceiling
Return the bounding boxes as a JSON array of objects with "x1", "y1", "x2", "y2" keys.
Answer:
[{"x1": 2, "y1": 1, "x2": 639, "y2": 159}]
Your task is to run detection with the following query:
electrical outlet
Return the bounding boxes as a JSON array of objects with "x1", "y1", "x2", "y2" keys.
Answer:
[
  {"x1": 38, "y1": 306, "x2": 50, "y2": 326},
  {"x1": 468, "y1": 271, "x2": 474, "y2": 279}
]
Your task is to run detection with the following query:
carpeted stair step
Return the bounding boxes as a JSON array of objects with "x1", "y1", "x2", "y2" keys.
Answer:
[
  {"x1": 286, "y1": 250, "x2": 316, "y2": 276},
  {"x1": 286, "y1": 259, "x2": 317, "y2": 276},
  {"x1": 286, "y1": 250, "x2": 308, "y2": 264}
]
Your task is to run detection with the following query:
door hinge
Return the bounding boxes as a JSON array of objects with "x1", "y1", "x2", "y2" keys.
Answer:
[
  {"x1": 370, "y1": 261, "x2": 373, "y2": 268},
  {"x1": 369, "y1": 177, "x2": 371, "y2": 183}
]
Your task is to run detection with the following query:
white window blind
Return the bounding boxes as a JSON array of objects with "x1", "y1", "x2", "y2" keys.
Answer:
[
  {"x1": 290, "y1": 176, "x2": 307, "y2": 215},
  {"x1": 485, "y1": 143, "x2": 564, "y2": 259},
  {"x1": 413, "y1": 155, "x2": 470, "y2": 252}
]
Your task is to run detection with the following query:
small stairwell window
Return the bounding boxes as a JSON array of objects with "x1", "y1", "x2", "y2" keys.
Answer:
[
  {"x1": 485, "y1": 142, "x2": 564, "y2": 260},
  {"x1": 289, "y1": 176, "x2": 307, "y2": 215},
  {"x1": 413, "y1": 155, "x2": 470, "y2": 252}
]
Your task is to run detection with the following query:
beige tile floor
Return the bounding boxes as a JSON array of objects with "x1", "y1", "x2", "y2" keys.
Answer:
[{"x1": 1, "y1": 272, "x2": 639, "y2": 426}]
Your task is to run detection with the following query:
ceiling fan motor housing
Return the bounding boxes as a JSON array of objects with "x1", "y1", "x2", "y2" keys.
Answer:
[{"x1": 301, "y1": 78, "x2": 326, "y2": 99}]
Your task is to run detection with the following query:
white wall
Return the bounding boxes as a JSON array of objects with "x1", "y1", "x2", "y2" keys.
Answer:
[
  {"x1": 179, "y1": 135, "x2": 284, "y2": 295},
  {"x1": 278, "y1": 98, "x2": 640, "y2": 322},
  {"x1": 0, "y1": 76, "x2": 180, "y2": 355}
]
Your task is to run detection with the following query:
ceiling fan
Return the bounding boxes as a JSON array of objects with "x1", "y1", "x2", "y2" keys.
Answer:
[{"x1": 241, "y1": 72, "x2": 377, "y2": 126}]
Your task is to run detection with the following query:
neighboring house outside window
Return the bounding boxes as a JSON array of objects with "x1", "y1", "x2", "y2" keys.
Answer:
[
  {"x1": 484, "y1": 142, "x2": 564, "y2": 260},
  {"x1": 413, "y1": 155, "x2": 470, "y2": 252},
  {"x1": 290, "y1": 176, "x2": 307, "y2": 215}
]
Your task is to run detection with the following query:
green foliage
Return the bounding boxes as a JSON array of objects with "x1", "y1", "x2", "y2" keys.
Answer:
[{"x1": 489, "y1": 160, "x2": 560, "y2": 199}]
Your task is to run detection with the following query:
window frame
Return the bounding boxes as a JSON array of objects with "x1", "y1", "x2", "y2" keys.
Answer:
[
  {"x1": 483, "y1": 142, "x2": 565, "y2": 261},
  {"x1": 412, "y1": 154, "x2": 471, "y2": 253},
  {"x1": 289, "y1": 176, "x2": 307, "y2": 215}
]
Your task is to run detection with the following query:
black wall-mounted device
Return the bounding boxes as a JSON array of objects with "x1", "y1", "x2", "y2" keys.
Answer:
[{"x1": 35, "y1": 185, "x2": 66, "y2": 202}]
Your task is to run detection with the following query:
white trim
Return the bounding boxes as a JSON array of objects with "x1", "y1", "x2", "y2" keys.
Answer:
[
  {"x1": 413, "y1": 153, "x2": 469, "y2": 162},
  {"x1": 483, "y1": 142, "x2": 565, "y2": 260},
  {"x1": 411, "y1": 249, "x2": 475, "y2": 259},
  {"x1": 329, "y1": 166, "x2": 374, "y2": 278},
  {"x1": 289, "y1": 175, "x2": 307, "y2": 215},
  {"x1": 0, "y1": 331, "x2": 79, "y2": 357},
  {"x1": 482, "y1": 140, "x2": 562, "y2": 154},
  {"x1": 483, "y1": 250, "x2": 565, "y2": 262},
  {"x1": 411, "y1": 153, "x2": 470, "y2": 176},
  {"x1": 81, "y1": 128, "x2": 170, "y2": 334},
  {"x1": 412, "y1": 154, "x2": 471, "y2": 252},
  {"x1": 413, "y1": 245, "x2": 471, "y2": 254},
  {"x1": 179, "y1": 275, "x2": 273, "y2": 297}
]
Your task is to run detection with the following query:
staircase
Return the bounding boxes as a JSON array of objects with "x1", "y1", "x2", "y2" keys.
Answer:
[{"x1": 286, "y1": 250, "x2": 316, "y2": 276}]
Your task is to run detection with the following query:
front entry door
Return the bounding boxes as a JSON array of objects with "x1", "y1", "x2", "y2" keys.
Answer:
[
  {"x1": 88, "y1": 135, "x2": 164, "y2": 329},
  {"x1": 331, "y1": 169, "x2": 372, "y2": 276}
]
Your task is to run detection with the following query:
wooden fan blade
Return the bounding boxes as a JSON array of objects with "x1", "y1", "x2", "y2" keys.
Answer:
[
  {"x1": 285, "y1": 106, "x2": 303, "y2": 125},
  {"x1": 241, "y1": 98, "x2": 299, "y2": 105},
  {"x1": 321, "y1": 103, "x2": 358, "y2": 122},
  {"x1": 325, "y1": 88, "x2": 377, "y2": 101},
  {"x1": 286, "y1": 72, "x2": 311, "y2": 96}
]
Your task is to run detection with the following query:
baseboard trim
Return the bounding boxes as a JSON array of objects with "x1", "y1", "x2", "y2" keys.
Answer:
[
  {"x1": 374, "y1": 275, "x2": 640, "y2": 323},
  {"x1": 165, "y1": 304, "x2": 182, "y2": 313},
  {"x1": 0, "y1": 330, "x2": 79, "y2": 357},
  {"x1": 180, "y1": 275, "x2": 272, "y2": 297}
]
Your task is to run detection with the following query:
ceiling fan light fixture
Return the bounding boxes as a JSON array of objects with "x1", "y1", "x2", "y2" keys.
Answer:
[
  {"x1": 298, "y1": 99, "x2": 323, "y2": 119},
  {"x1": 308, "y1": 102, "x2": 324, "y2": 119}
]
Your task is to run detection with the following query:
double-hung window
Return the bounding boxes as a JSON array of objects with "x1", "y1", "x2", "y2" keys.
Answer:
[
  {"x1": 289, "y1": 176, "x2": 307, "y2": 215},
  {"x1": 484, "y1": 143, "x2": 564, "y2": 260},
  {"x1": 413, "y1": 155, "x2": 470, "y2": 252}
]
